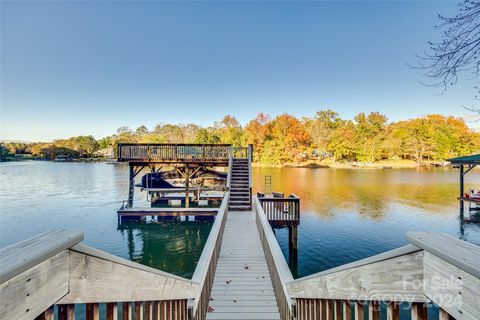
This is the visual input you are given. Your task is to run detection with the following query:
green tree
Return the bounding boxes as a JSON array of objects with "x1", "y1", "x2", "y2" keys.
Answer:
[{"x1": 194, "y1": 128, "x2": 221, "y2": 144}]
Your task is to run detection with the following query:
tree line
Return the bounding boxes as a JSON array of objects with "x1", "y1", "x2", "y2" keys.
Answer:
[{"x1": 1, "y1": 111, "x2": 479, "y2": 165}]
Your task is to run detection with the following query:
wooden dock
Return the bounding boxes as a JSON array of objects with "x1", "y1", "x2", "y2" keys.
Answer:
[
  {"x1": 118, "y1": 207, "x2": 218, "y2": 217},
  {"x1": 207, "y1": 210, "x2": 280, "y2": 320}
]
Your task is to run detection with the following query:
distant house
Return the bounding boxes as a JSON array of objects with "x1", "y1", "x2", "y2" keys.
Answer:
[{"x1": 94, "y1": 147, "x2": 114, "y2": 158}]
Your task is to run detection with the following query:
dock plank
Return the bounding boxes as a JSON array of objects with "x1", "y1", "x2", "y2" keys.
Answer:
[
  {"x1": 207, "y1": 210, "x2": 280, "y2": 320},
  {"x1": 117, "y1": 207, "x2": 218, "y2": 217}
]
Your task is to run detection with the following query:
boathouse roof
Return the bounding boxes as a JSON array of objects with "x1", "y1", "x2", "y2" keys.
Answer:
[{"x1": 448, "y1": 154, "x2": 480, "y2": 165}]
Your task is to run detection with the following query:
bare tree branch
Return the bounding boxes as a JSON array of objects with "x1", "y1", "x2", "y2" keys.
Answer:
[{"x1": 412, "y1": 0, "x2": 480, "y2": 113}]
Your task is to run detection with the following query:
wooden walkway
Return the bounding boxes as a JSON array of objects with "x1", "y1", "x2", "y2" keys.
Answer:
[{"x1": 207, "y1": 210, "x2": 280, "y2": 320}]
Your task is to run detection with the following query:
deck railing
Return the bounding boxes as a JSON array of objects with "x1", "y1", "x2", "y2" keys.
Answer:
[
  {"x1": 254, "y1": 195, "x2": 480, "y2": 320},
  {"x1": 0, "y1": 228, "x2": 205, "y2": 320},
  {"x1": 254, "y1": 197, "x2": 296, "y2": 320},
  {"x1": 190, "y1": 192, "x2": 230, "y2": 320},
  {"x1": 257, "y1": 193, "x2": 300, "y2": 226},
  {"x1": 287, "y1": 232, "x2": 480, "y2": 320},
  {"x1": 117, "y1": 143, "x2": 231, "y2": 163}
]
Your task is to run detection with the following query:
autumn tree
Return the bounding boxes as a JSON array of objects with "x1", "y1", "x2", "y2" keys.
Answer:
[
  {"x1": 214, "y1": 115, "x2": 244, "y2": 146},
  {"x1": 328, "y1": 120, "x2": 357, "y2": 161},
  {"x1": 353, "y1": 112, "x2": 388, "y2": 162},
  {"x1": 304, "y1": 109, "x2": 339, "y2": 159},
  {"x1": 244, "y1": 113, "x2": 271, "y2": 161},
  {"x1": 262, "y1": 114, "x2": 310, "y2": 165}
]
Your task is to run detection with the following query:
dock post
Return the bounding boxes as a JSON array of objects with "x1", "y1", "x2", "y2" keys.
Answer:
[
  {"x1": 185, "y1": 166, "x2": 190, "y2": 208},
  {"x1": 460, "y1": 164, "x2": 464, "y2": 213},
  {"x1": 288, "y1": 225, "x2": 298, "y2": 251},
  {"x1": 128, "y1": 164, "x2": 135, "y2": 208},
  {"x1": 288, "y1": 225, "x2": 298, "y2": 276}
]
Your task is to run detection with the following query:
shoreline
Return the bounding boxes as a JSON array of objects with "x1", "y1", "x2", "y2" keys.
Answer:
[{"x1": 252, "y1": 160, "x2": 452, "y2": 169}]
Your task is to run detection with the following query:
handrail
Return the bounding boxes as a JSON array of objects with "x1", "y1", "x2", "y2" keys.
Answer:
[
  {"x1": 258, "y1": 194, "x2": 300, "y2": 226},
  {"x1": 227, "y1": 146, "x2": 233, "y2": 190},
  {"x1": 0, "y1": 229, "x2": 84, "y2": 284},
  {"x1": 407, "y1": 231, "x2": 480, "y2": 278},
  {"x1": 287, "y1": 244, "x2": 421, "y2": 284},
  {"x1": 0, "y1": 229, "x2": 201, "y2": 320},
  {"x1": 254, "y1": 196, "x2": 295, "y2": 320},
  {"x1": 70, "y1": 243, "x2": 195, "y2": 283},
  {"x1": 248, "y1": 144, "x2": 252, "y2": 204},
  {"x1": 190, "y1": 191, "x2": 230, "y2": 319},
  {"x1": 286, "y1": 232, "x2": 480, "y2": 320},
  {"x1": 117, "y1": 143, "x2": 232, "y2": 162}
]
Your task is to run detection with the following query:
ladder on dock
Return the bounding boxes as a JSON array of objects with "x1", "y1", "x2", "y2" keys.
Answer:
[{"x1": 265, "y1": 175, "x2": 272, "y2": 195}]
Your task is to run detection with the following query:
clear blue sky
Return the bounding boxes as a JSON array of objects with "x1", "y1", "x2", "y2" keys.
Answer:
[{"x1": 0, "y1": 1, "x2": 473, "y2": 141}]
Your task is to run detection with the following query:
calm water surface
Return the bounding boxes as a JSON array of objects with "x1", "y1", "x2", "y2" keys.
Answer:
[
  {"x1": 1, "y1": 161, "x2": 479, "y2": 280},
  {"x1": 252, "y1": 167, "x2": 480, "y2": 278},
  {"x1": 0, "y1": 161, "x2": 212, "y2": 279}
]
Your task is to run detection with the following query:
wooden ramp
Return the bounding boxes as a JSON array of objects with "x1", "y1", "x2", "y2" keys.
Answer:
[{"x1": 207, "y1": 210, "x2": 280, "y2": 320}]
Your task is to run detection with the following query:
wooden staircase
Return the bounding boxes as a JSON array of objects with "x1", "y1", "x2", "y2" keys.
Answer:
[{"x1": 228, "y1": 158, "x2": 251, "y2": 211}]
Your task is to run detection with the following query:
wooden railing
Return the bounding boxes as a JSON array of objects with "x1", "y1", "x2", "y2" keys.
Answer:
[
  {"x1": 190, "y1": 192, "x2": 230, "y2": 320},
  {"x1": 254, "y1": 197, "x2": 295, "y2": 320},
  {"x1": 287, "y1": 232, "x2": 480, "y2": 320},
  {"x1": 257, "y1": 193, "x2": 300, "y2": 226},
  {"x1": 0, "y1": 231, "x2": 198, "y2": 320},
  {"x1": 0, "y1": 191, "x2": 230, "y2": 320},
  {"x1": 117, "y1": 143, "x2": 231, "y2": 163},
  {"x1": 254, "y1": 194, "x2": 480, "y2": 320}
]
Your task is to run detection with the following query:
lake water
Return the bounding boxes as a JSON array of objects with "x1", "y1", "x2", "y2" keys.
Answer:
[
  {"x1": 1, "y1": 161, "x2": 479, "y2": 280},
  {"x1": 252, "y1": 167, "x2": 480, "y2": 278}
]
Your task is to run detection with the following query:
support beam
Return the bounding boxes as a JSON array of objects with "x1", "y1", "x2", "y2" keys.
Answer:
[
  {"x1": 128, "y1": 165, "x2": 135, "y2": 208},
  {"x1": 185, "y1": 166, "x2": 190, "y2": 208},
  {"x1": 460, "y1": 164, "x2": 464, "y2": 212}
]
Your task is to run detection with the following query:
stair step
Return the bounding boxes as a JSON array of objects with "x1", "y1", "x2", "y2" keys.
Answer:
[
  {"x1": 228, "y1": 205, "x2": 252, "y2": 211},
  {"x1": 229, "y1": 201, "x2": 251, "y2": 206}
]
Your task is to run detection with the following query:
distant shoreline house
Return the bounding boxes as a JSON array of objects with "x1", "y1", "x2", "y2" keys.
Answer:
[{"x1": 94, "y1": 147, "x2": 114, "y2": 158}]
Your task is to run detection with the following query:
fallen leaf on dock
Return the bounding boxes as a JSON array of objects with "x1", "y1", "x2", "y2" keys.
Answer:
[{"x1": 207, "y1": 306, "x2": 215, "y2": 313}]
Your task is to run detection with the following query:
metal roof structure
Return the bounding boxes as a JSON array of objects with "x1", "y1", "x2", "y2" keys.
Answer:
[{"x1": 448, "y1": 154, "x2": 480, "y2": 165}]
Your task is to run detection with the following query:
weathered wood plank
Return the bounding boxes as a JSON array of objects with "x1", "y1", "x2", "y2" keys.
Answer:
[
  {"x1": 122, "y1": 302, "x2": 132, "y2": 320},
  {"x1": 368, "y1": 301, "x2": 379, "y2": 320},
  {"x1": 134, "y1": 302, "x2": 143, "y2": 320},
  {"x1": 58, "y1": 304, "x2": 75, "y2": 320},
  {"x1": 411, "y1": 303, "x2": 427, "y2": 320},
  {"x1": 287, "y1": 251, "x2": 426, "y2": 301},
  {"x1": 423, "y1": 251, "x2": 480, "y2": 320},
  {"x1": 86, "y1": 303, "x2": 100, "y2": 320},
  {"x1": 206, "y1": 210, "x2": 280, "y2": 320},
  {"x1": 386, "y1": 303, "x2": 399, "y2": 320},
  {"x1": 35, "y1": 306, "x2": 54, "y2": 320},
  {"x1": 106, "y1": 302, "x2": 118, "y2": 320},
  {"x1": 0, "y1": 230, "x2": 83, "y2": 284},
  {"x1": 59, "y1": 249, "x2": 198, "y2": 303},
  {"x1": 343, "y1": 301, "x2": 352, "y2": 320},
  {"x1": 354, "y1": 302, "x2": 364, "y2": 320},
  {"x1": 407, "y1": 232, "x2": 480, "y2": 279},
  {"x1": 0, "y1": 251, "x2": 69, "y2": 320}
]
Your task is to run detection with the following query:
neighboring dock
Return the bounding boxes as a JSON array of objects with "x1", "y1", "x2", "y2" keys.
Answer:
[{"x1": 207, "y1": 210, "x2": 280, "y2": 320}]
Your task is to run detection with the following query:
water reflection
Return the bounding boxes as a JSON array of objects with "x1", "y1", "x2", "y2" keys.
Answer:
[
  {"x1": 253, "y1": 167, "x2": 480, "y2": 278},
  {"x1": 117, "y1": 219, "x2": 213, "y2": 278}
]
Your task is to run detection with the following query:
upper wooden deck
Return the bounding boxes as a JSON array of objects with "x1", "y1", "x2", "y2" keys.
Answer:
[{"x1": 117, "y1": 143, "x2": 231, "y2": 165}]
